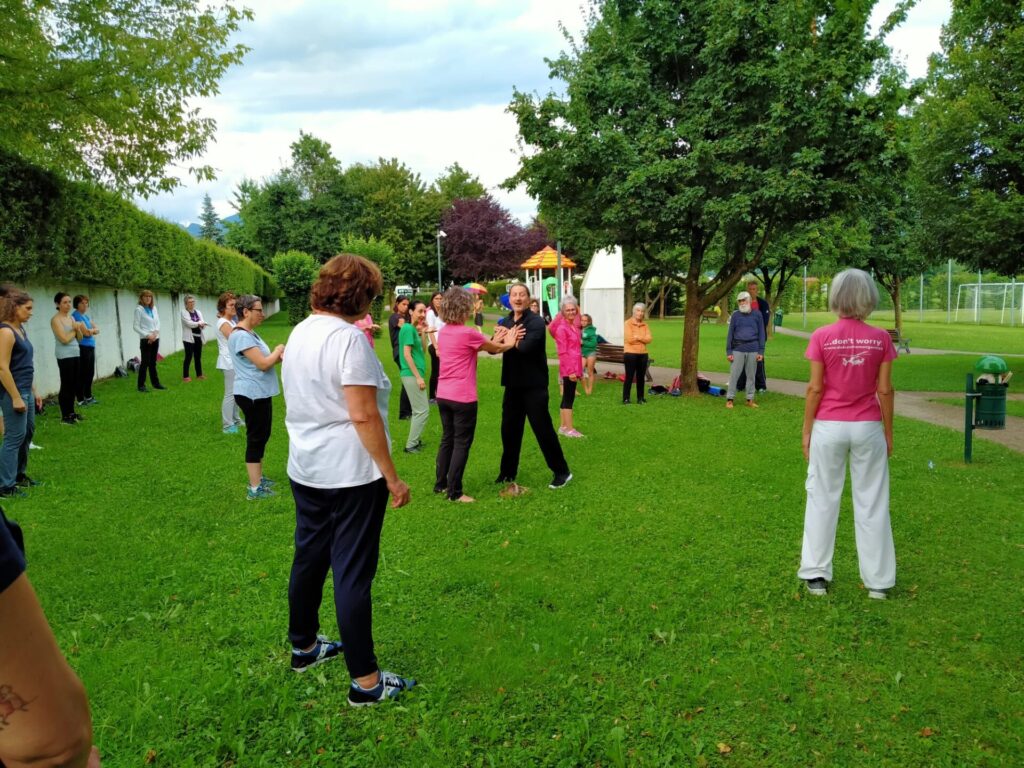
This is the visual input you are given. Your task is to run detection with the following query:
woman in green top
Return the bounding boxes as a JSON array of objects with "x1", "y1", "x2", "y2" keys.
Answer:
[
  {"x1": 399, "y1": 300, "x2": 430, "y2": 453},
  {"x1": 580, "y1": 313, "x2": 599, "y2": 395}
]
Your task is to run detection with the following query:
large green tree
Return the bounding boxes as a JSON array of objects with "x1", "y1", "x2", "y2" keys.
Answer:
[
  {"x1": 507, "y1": 0, "x2": 903, "y2": 392},
  {"x1": 912, "y1": 0, "x2": 1024, "y2": 276},
  {"x1": 0, "y1": 0, "x2": 251, "y2": 196},
  {"x1": 199, "y1": 194, "x2": 224, "y2": 245}
]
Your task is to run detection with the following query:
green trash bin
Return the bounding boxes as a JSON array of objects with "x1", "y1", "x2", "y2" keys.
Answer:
[
  {"x1": 774, "y1": 309, "x2": 783, "y2": 328},
  {"x1": 974, "y1": 356, "x2": 1010, "y2": 430}
]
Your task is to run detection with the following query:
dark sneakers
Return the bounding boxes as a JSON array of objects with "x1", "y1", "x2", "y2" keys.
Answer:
[
  {"x1": 549, "y1": 473, "x2": 573, "y2": 490},
  {"x1": 0, "y1": 486, "x2": 27, "y2": 498},
  {"x1": 15, "y1": 475, "x2": 40, "y2": 488},
  {"x1": 291, "y1": 636, "x2": 344, "y2": 673},
  {"x1": 347, "y1": 670, "x2": 416, "y2": 707},
  {"x1": 805, "y1": 578, "x2": 828, "y2": 596}
]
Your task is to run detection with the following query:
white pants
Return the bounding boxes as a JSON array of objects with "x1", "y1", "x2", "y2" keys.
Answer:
[
  {"x1": 220, "y1": 368, "x2": 241, "y2": 428},
  {"x1": 798, "y1": 420, "x2": 896, "y2": 590}
]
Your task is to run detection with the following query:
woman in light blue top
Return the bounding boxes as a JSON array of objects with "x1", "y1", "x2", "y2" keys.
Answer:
[
  {"x1": 71, "y1": 294, "x2": 99, "y2": 406},
  {"x1": 228, "y1": 294, "x2": 284, "y2": 500},
  {"x1": 50, "y1": 293, "x2": 84, "y2": 425}
]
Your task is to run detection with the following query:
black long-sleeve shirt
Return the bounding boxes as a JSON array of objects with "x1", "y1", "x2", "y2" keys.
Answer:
[{"x1": 497, "y1": 309, "x2": 550, "y2": 389}]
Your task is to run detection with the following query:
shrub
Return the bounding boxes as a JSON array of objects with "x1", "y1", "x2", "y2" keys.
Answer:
[{"x1": 271, "y1": 250, "x2": 319, "y2": 324}]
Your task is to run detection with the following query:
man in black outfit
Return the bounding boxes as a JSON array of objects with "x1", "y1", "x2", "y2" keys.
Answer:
[
  {"x1": 738, "y1": 279, "x2": 770, "y2": 392},
  {"x1": 494, "y1": 284, "x2": 572, "y2": 491}
]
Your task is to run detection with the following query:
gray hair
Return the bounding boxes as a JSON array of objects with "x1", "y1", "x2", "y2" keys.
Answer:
[
  {"x1": 632, "y1": 302, "x2": 646, "y2": 313},
  {"x1": 235, "y1": 294, "x2": 260, "y2": 322},
  {"x1": 184, "y1": 294, "x2": 196, "y2": 303},
  {"x1": 560, "y1": 295, "x2": 579, "y2": 309},
  {"x1": 829, "y1": 269, "x2": 878, "y2": 320},
  {"x1": 439, "y1": 286, "x2": 474, "y2": 324}
]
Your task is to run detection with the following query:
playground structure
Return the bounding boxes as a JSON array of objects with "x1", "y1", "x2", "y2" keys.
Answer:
[
  {"x1": 580, "y1": 247, "x2": 625, "y2": 345},
  {"x1": 521, "y1": 246, "x2": 576, "y2": 320}
]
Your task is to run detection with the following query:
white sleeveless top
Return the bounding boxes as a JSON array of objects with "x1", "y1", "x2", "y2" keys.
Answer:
[{"x1": 216, "y1": 317, "x2": 235, "y2": 370}]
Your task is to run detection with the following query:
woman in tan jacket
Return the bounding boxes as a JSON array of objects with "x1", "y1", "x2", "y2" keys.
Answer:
[{"x1": 622, "y1": 302, "x2": 652, "y2": 403}]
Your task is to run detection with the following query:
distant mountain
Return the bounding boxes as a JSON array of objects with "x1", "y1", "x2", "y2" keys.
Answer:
[{"x1": 180, "y1": 213, "x2": 240, "y2": 239}]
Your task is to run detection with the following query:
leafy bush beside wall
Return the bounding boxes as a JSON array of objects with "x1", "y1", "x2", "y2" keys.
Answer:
[{"x1": 0, "y1": 150, "x2": 277, "y2": 298}]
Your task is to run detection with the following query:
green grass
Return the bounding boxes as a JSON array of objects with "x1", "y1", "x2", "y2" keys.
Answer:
[
  {"x1": 11, "y1": 312, "x2": 1023, "y2": 766},
  {"x1": 641, "y1": 320, "x2": 994, "y2": 392}
]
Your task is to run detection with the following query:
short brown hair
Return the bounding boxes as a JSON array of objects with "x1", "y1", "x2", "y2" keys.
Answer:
[
  {"x1": 310, "y1": 254, "x2": 383, "y2": 317},
  {"x1": 439, "y1": 287, "x2": 474, "y2": 324},
  {"x1": 0, "y1": 285, "x2": 32, "y2": 323},
  {"x1": 138, "y1": 289, "x2": 154, "y2": 305},
  {"x1": 217, "y1": 291, "x2": 236, "y2": 315}
]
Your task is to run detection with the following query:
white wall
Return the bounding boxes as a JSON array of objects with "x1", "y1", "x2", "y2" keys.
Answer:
[{"x1": 11, "y1": 282, "x2": 278, "y2": 397}]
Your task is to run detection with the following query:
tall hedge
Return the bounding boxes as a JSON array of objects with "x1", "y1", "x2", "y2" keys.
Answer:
[{"x1": 0, "y1": 150, "x2": 277, "y2": 298}]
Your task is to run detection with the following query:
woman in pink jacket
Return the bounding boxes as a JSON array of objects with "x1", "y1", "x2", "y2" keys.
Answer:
[{"x1": 548, "y1": 296, "x2": 585, "y2": 438}]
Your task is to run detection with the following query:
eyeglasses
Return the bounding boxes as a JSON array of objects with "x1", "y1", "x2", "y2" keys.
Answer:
[{"x1": 251, "y1": 307, "x2": 265, "y2": 314}]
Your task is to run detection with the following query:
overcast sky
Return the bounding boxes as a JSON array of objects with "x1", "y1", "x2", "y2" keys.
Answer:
[{"x1": 137, "y1": 0, "x2": 952, "y2": 228}]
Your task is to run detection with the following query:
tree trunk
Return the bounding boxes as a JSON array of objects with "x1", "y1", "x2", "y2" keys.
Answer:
[
  {"x1": 679, "y1": 281, "x2": 703, "y2": 395},
  {"x1": 658, "y1": 281, "x2": 666, "y2": 319},
  {"x1": 891, "y1": 279, "x2": 903, "y2": 335}
]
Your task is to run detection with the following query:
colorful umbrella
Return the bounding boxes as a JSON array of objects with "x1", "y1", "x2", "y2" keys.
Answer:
[{"x1": 463, "y1": 282, "x2": 487, "y2": 295}]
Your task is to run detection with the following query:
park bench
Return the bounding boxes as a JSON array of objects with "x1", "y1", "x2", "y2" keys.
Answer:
[
  {"x1": 888, "y1": 328, "x2": 911, "y2": 354},
  {"x1": 700, "y1": 310, "x2": 721, "y2": 324},
  {"x1": 595, "y1": 343, "x2": 654, "y2": 381}
]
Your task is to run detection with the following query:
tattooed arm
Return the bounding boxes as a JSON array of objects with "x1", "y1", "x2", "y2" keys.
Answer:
[{"x1": 0, "y1": 574, "x2": 98, "y2": 767}]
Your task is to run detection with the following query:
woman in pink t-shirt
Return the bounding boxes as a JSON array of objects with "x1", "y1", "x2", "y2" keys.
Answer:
[
  {"x1": 434, "y1": 287, "x2": 517, "y2": 502},
  {"x1": 548, "y1": 296, "x2": 585, "y2": 437},
  {"x1": 799, "y1": 269, "x2": 898, "y2": 600}
]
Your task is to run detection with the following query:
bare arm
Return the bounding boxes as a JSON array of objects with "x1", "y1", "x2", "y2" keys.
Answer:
[
  {"x1": 241, "y1": 344, "x2": 284, "y2": 372},
  {"x1": 50, "y1": 317, "x2": 77, "y2": 345},
  {"x1": 0, "y1": 330, "x2": 21, "y2": 403},
  {"x1": 877, "y1": 360, "x2": 895, "y2": 456},
  {"x1": 344, "y1": 385, "x2": 410, "y2": 509},
  {"x1": 218, "y1": 320, "x2": 232, "y2": 340},
  {"x1": 0, "y1": 575, "x2": 97, "y2": 768},
  {"x1": 402, "y1": 343, "x2": 425, "y2": 389},
  {"x1": 802, "y1": 360, "x2": 826, "y2": 461}
]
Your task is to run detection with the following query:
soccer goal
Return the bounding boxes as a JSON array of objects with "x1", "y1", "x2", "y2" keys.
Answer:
[{"x1": 954, "y1": 282, "x2": 1024, "y2": 325}]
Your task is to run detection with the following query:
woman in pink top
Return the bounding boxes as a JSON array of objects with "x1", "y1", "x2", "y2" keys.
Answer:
[
  {"x1": 548, "y1": 296, "x2": 585, "y2": 437},
  {"x1": 434, "y1": 287, "x2": 516, "y2": 502},
  {"x1": 354, "y1": 313, "x2": 380, "y2": 347},
  {"x1": 799, "y1": 268, "x2": 898, "y2": 600}
]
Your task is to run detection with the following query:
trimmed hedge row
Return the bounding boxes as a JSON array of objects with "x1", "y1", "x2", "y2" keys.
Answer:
[{"x1": 0, "y1": 150, "x2": 277, "y2": 298}]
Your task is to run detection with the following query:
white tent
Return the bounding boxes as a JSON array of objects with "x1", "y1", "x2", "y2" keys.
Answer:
[{"x1": 580, "y1": 247, "x2": 624, "y2": 345}]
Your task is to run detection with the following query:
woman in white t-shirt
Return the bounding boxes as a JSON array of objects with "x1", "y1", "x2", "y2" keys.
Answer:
[
  {"x1": 215, "y1": 292, "x2": 242, "y2": 433},
  {"x1": 280, "y1": 254, "x2": 415, "y2": 704},
  {"x1": 424, "y1": 291, "x2": 445, "y2": 402}
]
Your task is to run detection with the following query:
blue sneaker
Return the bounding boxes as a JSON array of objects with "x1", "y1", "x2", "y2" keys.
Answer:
[
  {"x1": 259, "y1": 476, "x2": 277, "y2": 489},
  {"x1": 247, "y1": 485, "x2": 275, "y2": 501},
  {"x1": 347, "y1": 670, "x2": 416, "y2": 707},
  {"x1": 223, "y1": 424, "x2": 239, "y2": 435},
  {"x1": 291, "y1": 636, "x2": 344, "y2": 673}
]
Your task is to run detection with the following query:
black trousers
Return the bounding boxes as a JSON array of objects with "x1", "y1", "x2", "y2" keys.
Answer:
[
  {"x1": 183, "y1": 338, "x2": 203, "y2": 378},
  {"x1": 427, "y1": 344, "x2": 440, "y2": 400},
  {"x1": 234, "y1": 395, "x2": 272, "y2": 463},
  {"x1": 435, "y1": 399, "x2": 478, "y2": 499},
  {"x1": 560, "y1": 377, "x2": 577, "y2": 410},
  {"x1": 56, "y1": 357, "x2": 79, "y2": 418},
  {"x1": 288, "y1": 477, "x2": 388, "y2": 679},
  {"x1": 393, "y1": 355, "x2": 411, "y2": 418},
  {"x1": 737, "y1": 359, "x2": 767, "y2": 391},
  {"x1": 76, "y1": 346, "x2": 95, "y2": 401},
  {"x1": 498, "y1": 386, "x2": 569, "y2": 481},
  {"x1": 622, "y1": 353, "x2": 648, "y2": 402},
  {"x1": 138, "y1": 339, "x2": 162, "y2": 388}
]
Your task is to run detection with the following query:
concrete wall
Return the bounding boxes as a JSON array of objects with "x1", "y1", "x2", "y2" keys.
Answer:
[{"x1": 9, "y1": 282, "x2": 278, "y2": 397}]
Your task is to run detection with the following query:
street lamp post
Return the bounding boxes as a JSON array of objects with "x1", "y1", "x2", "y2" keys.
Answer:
[{"x1": 436, "y1": 230, "x2": 447, "y2": 291}]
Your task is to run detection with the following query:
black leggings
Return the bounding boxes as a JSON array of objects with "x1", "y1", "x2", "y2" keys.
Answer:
[
  {"x1": 138, "y1": 339, "x2": 162, "y2": 388},
  {"x1": 76, "y1": 346, "x2": 95, "y2": 401},
  {"x1": 183, "y1": 339, "x2": 204, "y2": 378},
  {"x1": 622, "y1": 353, "x2": 648, "y2": 402},
  {"x1": 427, "y1": 344, "x2": 440, "y2": 400},
  {"x1": 435, "y1": 399, "x2": 478, "y2": 499},
  {"x1": 234, "y1": 395, "x2": 272, "y2": 463},
  {"x1": 56, "y1": 357, "x2": 79, "y2": 418},
  {"x1": 560, "y1": 377, "x2": 577, "y2": 410}
]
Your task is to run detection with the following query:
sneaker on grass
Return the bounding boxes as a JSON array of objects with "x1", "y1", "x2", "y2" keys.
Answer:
[
  {"x1": 291, "y1": 636, "x2": 343, "y2": 673},
  {"x1": 867, "y1": 588, "x2": 889, "y2": 600},
  {"x1": 247, "y1": 485, "x2": 275, "y2": 501},
  {"x1": 223, "y1": 424, "x2": 239, "y2": 435},
  {"x1": 549, "y1": 473, "x2": 572, "y2": 490},
  {"x1": 805, "y1": 578, "x2": 828, "y2": 596},
  {"x1": 347, "y1": 670, "x2": 416, "y2": 707},
  {"x1": 260, "y1": 476, "x2": 277, "y2": 488}
]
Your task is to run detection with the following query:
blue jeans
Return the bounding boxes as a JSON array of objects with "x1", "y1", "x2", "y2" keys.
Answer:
[{"x1": 0, "y1": 387, "x2": 34, "y2": 489}]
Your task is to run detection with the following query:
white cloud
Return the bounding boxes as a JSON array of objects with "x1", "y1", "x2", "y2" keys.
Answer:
[{"x1": 141, "y1": 0, "x2": 949, "y2": 228}]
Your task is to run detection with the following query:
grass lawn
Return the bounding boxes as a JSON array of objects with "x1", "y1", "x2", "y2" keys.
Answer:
[
  {"x1": 640, "y1": 321, "x2": 991, "y2": 393},
  {"x1": 10, "y1": 313, "x2": 1023, "y2": 766}
]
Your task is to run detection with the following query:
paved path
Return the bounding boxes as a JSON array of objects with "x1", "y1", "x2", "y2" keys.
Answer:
[{"x1": 578, "y1": 358, "x2": 1024, "y2": 455}]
